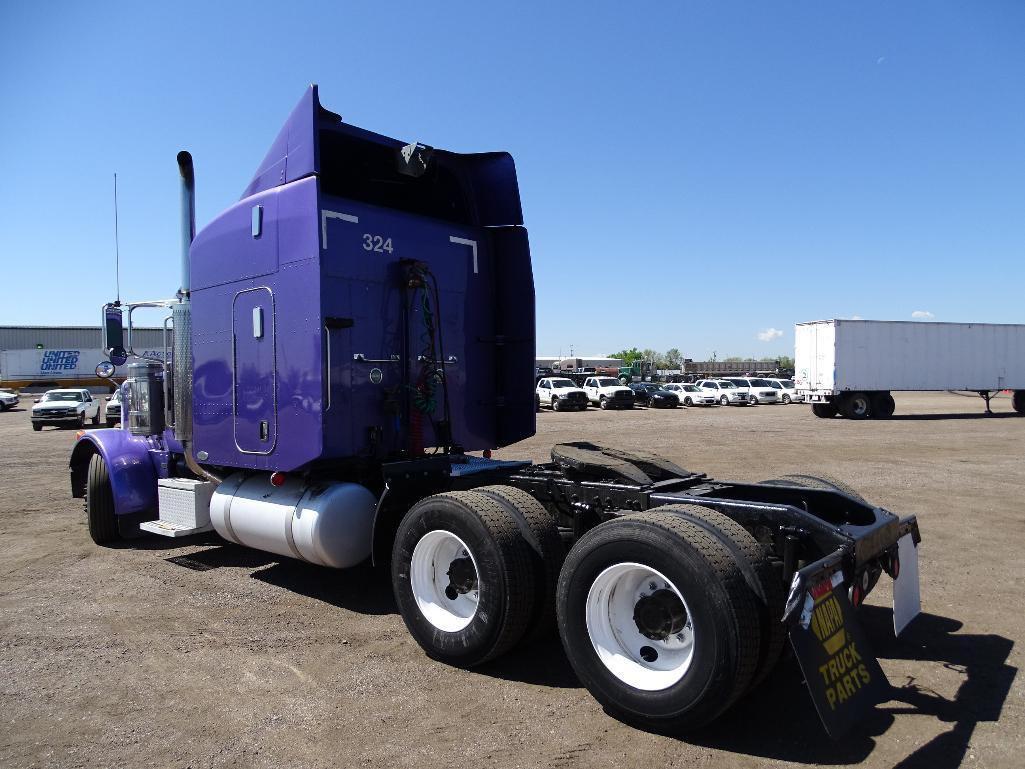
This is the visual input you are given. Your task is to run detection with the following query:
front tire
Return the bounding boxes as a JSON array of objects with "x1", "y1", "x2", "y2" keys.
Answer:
[
  {"x1": 86, "y1": 454, "x2": 119, "y2": 544},
  {"x1": 556, "y1": 511, "x2": 761, "y2": 733},
  {"x1": 719, "y1": 395, "x2": 729, "y2": 406},
  {"x1": 599, "y1": 397, "x2": 609, "y2": 410},
  {"x1": 551, "y1": 398, "x2": 562, "y2": 412},
  {"x1": 683, "y1": 396, "x2": 693, "y2": 407},
  {"x1": 32, "y1": 423, "x2": 42, "y2": 431},
  {"x1": 392, "y1": 491, "x2": 536, "y2": 667},
  {"x1": 781, "y1": 394, "x2": 791, "y2": 404}
]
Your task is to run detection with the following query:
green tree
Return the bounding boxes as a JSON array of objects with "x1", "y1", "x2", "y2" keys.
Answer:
[
  {"x1": 611, "y1": 347, "x2": 644, "y2": 365},
  {"x1": 778, "y1": 355, "x2": 795, "y2": 370},
  {"x1": 664, "y1": 348, "x2": 683, "y2": 369}
]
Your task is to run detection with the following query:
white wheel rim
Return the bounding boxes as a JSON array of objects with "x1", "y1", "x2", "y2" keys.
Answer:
[
  {"x1": 585, "y1": 562, "x2": 695, "y2": 691},
  {"x1": 410, "y1": 530, "x2": 480, "y2": 632}
]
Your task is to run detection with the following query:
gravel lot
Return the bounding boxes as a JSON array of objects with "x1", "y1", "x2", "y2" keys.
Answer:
[{"x1": 1, "y1": 392, "x2": 1021, "y2": 769}]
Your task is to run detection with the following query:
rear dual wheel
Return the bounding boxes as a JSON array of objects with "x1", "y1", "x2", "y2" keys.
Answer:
[
  {"x1": 392, "y1": 488, "x2": 562, "y2": 667},
  {"x1": 1015, "y1": 390, "x2": 1025, "y2": 415},
  {"x1": 556, "y1": 508, "x2": 781, "y2": 733}
]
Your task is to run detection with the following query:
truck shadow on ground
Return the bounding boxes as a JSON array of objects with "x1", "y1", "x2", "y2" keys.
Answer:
[
  {"x1": 886, "y1": 412, "x2": 1020, "y2": 421},
  {"x1": 686, "y1": 606, "x2": 1016, "y2": 766}
]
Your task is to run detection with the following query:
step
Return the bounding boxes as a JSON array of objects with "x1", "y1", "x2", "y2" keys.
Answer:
[{"x1": 139, "y1": 519, "x2": 213, "y2": 538}]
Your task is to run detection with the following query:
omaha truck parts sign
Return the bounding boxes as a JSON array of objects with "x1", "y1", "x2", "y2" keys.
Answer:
[{"x1": 789, "y1": 571, "x2": 890, "y2": 737}]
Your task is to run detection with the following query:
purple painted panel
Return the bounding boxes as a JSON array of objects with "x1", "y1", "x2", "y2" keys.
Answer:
[
  {"x1": 70, "y1": 431, "x2": 158, "y2": 515},
  {"x1": 192, "y1": 187, "x2": 278, "y2": 291}
]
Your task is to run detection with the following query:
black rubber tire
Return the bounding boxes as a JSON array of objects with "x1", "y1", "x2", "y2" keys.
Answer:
[
  {"x1": 106, "y1": 418, "x2": 117, "y2": 428},
  {"x1": 719, "y1": 395, "x2": 729, "y2": 406},
  {"x1": 782, "y1": 394, "x2": 791, "y2": 404},
  {"x1": 683, "y1": 397, "x2": 693, "y2": 407},
  {"x1": 1015, "y1": 391, "x2": 1025, "y2": 415},
  {"x1": 760, "y1": 473, "x2": 866, "y2": 503},
  {"x1": 392, "y1": 491, "x2": 536, "y2": 668},
  {"x1": 86, "y1": 453, "x2": 119, "y2": 545},
  {"x1": 77, "y1": 414, "x2": 86, "y2": 429},
  {"x1": 32, "y1": 423, "x2": 42, "y2": 431},
  {"x1": 556, "y1": 511, "x2": 762, "y2": 733},
  {"x1": 476, "y1": 485, "x2": 565, "y2": 644},
  {"x1": 655, "y1": 505, "x2": 786, "y2": 689},
  {"x1": 811, "y1": 402, "x2": 837, "y2": 418},
  {"x1": 599, "y1": 397, "x2": 609, "y2": 410},
  {"x1": 872, "y1": 392, "x2": 896, "y2": 419},
  {"x1": 91, "y1": 411, "x2": 100, "y2": 425},
  {"x1": 551, "y1": 398, "x2": 562, "y2": 412},
  {"x1": 841, "y1": 392, "x2": 872, "y2": 420}
]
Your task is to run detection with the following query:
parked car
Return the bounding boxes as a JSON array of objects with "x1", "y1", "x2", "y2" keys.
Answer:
[
  {"x1": 663, "y1": 382, "x2": 718, "y2": 406},
  {"x1": 105, "y1": 389, "x2": 123, "y2": 426},
  {"x1": 0, "y1": 389, "x2": 19, "y2": 411},
  {"x1": 536, "y1": 377, "x2": 589, "y2": 411},
  {"x1": 695, "y1": 379, "x2": 750, "y2": 406},
  {"x1": 765, "y1": 378, "x2": 804, "y2": 404},
  {"x1": 629, "y1": 382, "x2": 680, "y2": 408},
  {"x1": 582, "y1": 377, "x2": 635, "y2": 409},
  {"x1": 31, "y1": 388, "x2": 101, "y2": 430},
  {"x1": 723, "y1": 377, "x2": 780, "y2": 405}
]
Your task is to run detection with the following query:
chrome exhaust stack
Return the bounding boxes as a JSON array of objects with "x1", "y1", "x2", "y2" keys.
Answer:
[{"x1": 174, "y1": 151, "x2": 220, "y2": 483}]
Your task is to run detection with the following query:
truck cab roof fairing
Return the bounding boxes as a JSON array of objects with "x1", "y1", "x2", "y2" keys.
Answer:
[{"x1": 241, "y1": 85, "x2": 524, "y2": 227}]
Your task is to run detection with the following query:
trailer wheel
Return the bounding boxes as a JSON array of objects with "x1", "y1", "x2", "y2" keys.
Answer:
[
  {"x1": 1012, "y1": 390, "x2": 1025, "y2": 415},
  {"x1": 85, "y1": 454, "x2": 119, "y2": 545},
  {"x1": 556, "y1": 512, "x2": 761, "y2": 733},
  {"x1": 654, "y1": 505, "x2": 786, "y2": 689},
  {"x1": 760, "y1": 474, "x2": 866, "y2": 503},
  {"x1": 392, "y1": 491, "x2": 536, "y2": 667},
  {"x1": 872, "y1": 392, "x2": 895, "y2": 418},
  {"x1": 811, "y1": 402, "x2": 836, "y2": 418},
  {"x1": 840, "y1": 392, "x2": 872, "y2": 419},
  {"x1": 477, "y1": 485, "x2": 565, "y2": 644}
]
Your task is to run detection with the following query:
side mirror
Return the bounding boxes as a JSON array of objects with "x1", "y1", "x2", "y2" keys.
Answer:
[
  {"x1": 102, "y1": 305, "x2": 128, "y2": 366},
  {"x1": 95, "y1": 361, "x2": 116, "y2": 379}
]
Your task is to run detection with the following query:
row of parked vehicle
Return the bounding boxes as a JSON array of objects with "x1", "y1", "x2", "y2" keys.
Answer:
[
  {"x1": 535, "y1": 376, "x2": 804, "y2": 411},
  {"x1": 0, "y1": 387, "x2": 124, "y2": 430}
]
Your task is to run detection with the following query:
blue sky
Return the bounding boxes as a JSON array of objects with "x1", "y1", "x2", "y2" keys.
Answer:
[{"x1": 1, "y1": 1, "x2": 1022, "y2": 359}]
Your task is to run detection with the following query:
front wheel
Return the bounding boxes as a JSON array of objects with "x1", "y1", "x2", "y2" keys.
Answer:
[
  {"x1": 781, "y1": 394, "x2": 791, "y2": 404},
  {"x1": 599, "y1": 397, "x2": 609, "y2": 410},
  {"x1": 77, "y1": 414, "x2": 86, "y2": 428},
  {"x1": 91, "y1": 411, "x2": 100, "y2": 425},
  {"x1": 392, "y1": 491, "x2": 536, "y2": 667},
  {"x1": 86, "y1": 454, "x2": 119, "y2": 544},
  {"x1": 557, "y1": 512, "x2": 762, "y2": 733},
  {"x1": 683, "y1": 396, "x2": 693, "y2": 407},
  {"x1": 551, "y1": 398, "x2": 562, "y2": 412},
  {"x1": 719, "y1": 395, "x2": 729, "y2": 406},
  {"x1": 32, "y1": 423, "x2": 42, "y2": 431}
]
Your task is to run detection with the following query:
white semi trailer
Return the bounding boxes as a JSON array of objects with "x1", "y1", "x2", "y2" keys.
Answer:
[{"x1": 795, "y1": 319, "x2": 1025, "y2": 419}]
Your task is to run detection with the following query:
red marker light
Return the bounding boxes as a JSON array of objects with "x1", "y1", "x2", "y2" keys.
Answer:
[
  {"x1": 483, "y1": 449, "x2": 492, "y2": 459},
  {"x1": 270, "y1": 472, "x2": 286, "y2": 487}
]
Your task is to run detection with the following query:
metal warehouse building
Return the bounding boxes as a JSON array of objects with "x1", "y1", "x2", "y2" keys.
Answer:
[{"x1": 0, "y1": 325, "x2": 166, "y2": 351}]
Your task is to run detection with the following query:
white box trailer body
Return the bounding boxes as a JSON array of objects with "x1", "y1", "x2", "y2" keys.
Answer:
[
  {"x1": 0, "y1": 348, "x2": 166, "y2": 389},
  {"x1": 795, "y1": 320, "x2": 1025, "y2": 418}
]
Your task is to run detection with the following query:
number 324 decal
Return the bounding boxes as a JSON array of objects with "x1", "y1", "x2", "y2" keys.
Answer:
[{"x1": 362, "y1": 234, "x2": 394, "y2": 253}]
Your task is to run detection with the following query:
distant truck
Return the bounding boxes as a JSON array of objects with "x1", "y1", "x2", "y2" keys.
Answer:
[{"x1": 795, "y1": 319, "x2": 1025, "y2": 419}]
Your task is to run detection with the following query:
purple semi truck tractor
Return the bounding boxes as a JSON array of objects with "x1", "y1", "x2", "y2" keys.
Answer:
[{"x1": 70, "y1": 86, "x2": 924, "y2": 738}]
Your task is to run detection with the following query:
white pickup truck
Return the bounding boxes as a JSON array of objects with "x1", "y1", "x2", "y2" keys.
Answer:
[
  {"x1": 30, "y1": 388, "x2": 102, "y2": 430},
  {"x1": 536, "y1": 377, "x2": 589, "y2": 411},
  {"x1": 582, "y1": 376, "x2": 635, "y2": 410}
]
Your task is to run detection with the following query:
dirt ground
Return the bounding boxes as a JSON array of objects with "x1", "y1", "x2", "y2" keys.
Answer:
[{"x1": 0, "y1": 391, "x2": 1021, "y2": 769}]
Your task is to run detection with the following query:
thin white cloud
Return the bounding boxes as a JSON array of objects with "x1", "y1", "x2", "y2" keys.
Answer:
[
  {"x1": 911, "y1": 310, "x2": 934, "y2": 319},
  {"x1": 876, "y1": 56, "x2": 886, "y2": 65},
  {"x1": 757, "y1": 328, "x2": 783, "y2": 342}
]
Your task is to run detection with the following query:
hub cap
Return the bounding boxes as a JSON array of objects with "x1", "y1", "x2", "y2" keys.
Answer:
[
  {"x1": 410, "y1": 530, "x2": 480, "y2": 632},
  {"x1": 586, "y1": 562, "x2": 696, "y2": 691}
]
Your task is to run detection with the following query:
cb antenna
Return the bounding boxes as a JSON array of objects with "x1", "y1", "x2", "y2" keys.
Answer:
[{"x1": 113, "y1": 172, "x2": 121, "y2": 304}]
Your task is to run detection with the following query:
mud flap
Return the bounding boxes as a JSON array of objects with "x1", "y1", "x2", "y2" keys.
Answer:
[
  {"x1": 892, "y1": 533, "x2": 921, "y2": 636},
  {"x1": 789, "y1": 570, "x2": 891, "y2": 738}
]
